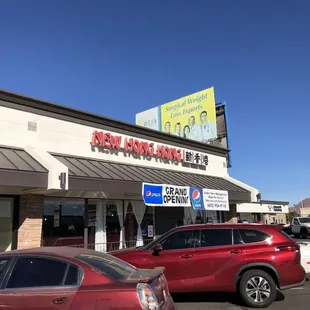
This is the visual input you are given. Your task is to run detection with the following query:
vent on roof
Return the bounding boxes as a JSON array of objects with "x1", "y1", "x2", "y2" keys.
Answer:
[{"x1": 27, "y1": 121, "x2": 37, "y2": 132}]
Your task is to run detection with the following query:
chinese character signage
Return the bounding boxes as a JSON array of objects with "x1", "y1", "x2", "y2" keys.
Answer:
[{"x1": 183, "y1": 150, "x2": 209, "y2": 166}]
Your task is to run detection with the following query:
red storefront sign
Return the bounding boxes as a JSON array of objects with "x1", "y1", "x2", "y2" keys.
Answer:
[{"x1": 91, "y1": 130, "x2": 183, "y2": 161}]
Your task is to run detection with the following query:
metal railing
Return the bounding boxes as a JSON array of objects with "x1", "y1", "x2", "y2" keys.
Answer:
[{"x1": 68, "y1": 239, "x2": 154, "y2": 252}]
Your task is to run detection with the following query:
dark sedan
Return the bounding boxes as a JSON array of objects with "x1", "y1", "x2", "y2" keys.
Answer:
[{"x1": 0, "y1": 246, "x2": 175, "y2": 310}]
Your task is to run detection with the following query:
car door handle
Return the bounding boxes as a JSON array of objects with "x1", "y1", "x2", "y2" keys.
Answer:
[
  {"x1": 180, "y1": 254, "x2": 193, "y2": 259},
  {"x1": 53, "y1": 297, "x2": 67, "y2": 305},
  {"x1": 230, "y1": 249, "x2": 242, "y2": 254}
]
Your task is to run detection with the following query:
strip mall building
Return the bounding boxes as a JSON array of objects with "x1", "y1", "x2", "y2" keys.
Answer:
[{"x1": 0, "y1": 90, "x2": 289, "y2": 252}]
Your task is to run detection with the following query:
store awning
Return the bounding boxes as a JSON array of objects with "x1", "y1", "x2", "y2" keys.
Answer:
[
  {"x1": 237, "y1": 202, "x2": 289, "y2": 214},
  {"x1": 53, "y1": 154, "x2": 251, "y2": 202},
  {"x1": 0, "y1": 147, "x2": 48, "y2": 188}
]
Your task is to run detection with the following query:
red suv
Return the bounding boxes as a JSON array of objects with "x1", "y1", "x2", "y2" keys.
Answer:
[{"x1": 111, "y1": 224, "x2": 306, "y2": 308}]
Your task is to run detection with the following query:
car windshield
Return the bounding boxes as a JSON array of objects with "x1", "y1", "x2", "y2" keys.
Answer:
[
  {"x1": 299, "y1": 218, "x2": 310, "y2": 223},
  {"x1": 76, "y1": 249, "x2": 137, "y2": 280}
]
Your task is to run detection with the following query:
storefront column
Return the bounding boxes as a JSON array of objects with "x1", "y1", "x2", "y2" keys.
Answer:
[
  {"x1": 95, "y1": 200, "x2": 107, "y2": 252},
  {"x1": 152, "y1": 206, "x2": 156, "y2": 238},
  {"x1": 116, "y1": 200, "x2": 127, "y2": 249},
  {"x1": 131, "y1": 201, "x2": 146, "y2": 247},
  {"x1": 18, "y1": 194, "x2": 44, "y2": 249}
]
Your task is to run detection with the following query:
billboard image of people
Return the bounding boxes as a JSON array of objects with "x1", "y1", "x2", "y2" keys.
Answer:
[
  {"x1": 160, "y1": 87, "x2": 217, "y2": 143},
  {"x1": 135, "y1": 90, "x2": 231, "y2": 166}
]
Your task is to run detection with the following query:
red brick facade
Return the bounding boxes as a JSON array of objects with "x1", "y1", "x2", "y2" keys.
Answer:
[{"x1": 18, "y1": 195, "x2": 44, "y2": 249}]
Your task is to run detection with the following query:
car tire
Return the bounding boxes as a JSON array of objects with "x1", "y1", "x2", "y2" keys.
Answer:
[
  {"x1": 301, "y1": 229, "x2": 308, "y2": 239},
  {"x1": 239, "y1": 269, "x2": 277, "y2": 308}
]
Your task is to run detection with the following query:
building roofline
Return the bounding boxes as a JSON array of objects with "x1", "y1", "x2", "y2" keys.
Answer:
[
  {"x1": 0, "y1": 89, "x2": 229, "y2": 156},
  {"x1": 260, "y1": 200, "x2": 289, "y2": 205}
]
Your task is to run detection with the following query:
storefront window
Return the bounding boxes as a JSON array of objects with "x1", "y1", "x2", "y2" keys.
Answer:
[
  {"x1": 42, "y1": 199, "x2": 85, "y2": 247},
  {"x1": 42, "y1": 199, "x2": 154, "y2": 250},
  {"x1": 124, "y1": 202, "x2": 154, "y2": 246},
  {"x1": 106, "y1": 202, "x2": 121, "y2": 243},
  {"x1": 88, "y1": 200, "x2": 122, "y2": 251},
  {"x1": 206, "y1": 210, "x2": 219, "y2": 223}
]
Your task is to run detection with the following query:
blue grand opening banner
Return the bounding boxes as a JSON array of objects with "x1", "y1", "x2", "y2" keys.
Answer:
[{"x1": 142, "y1": 183, "x2": 191, "y2": 207}]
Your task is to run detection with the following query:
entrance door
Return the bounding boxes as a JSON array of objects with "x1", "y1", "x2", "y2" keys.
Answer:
[
  {"x1": 136, "y1": 229, "x2": 199, "y2": 292},
  {"x1": 0, "y1": 198, "x2": 13, "y2": 252},
  {"x1": 154, "y1": 207, "x2": 184, "y2": 235}
]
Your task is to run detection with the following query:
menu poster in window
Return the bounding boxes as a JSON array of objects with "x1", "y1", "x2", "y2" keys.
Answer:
[
  {"x1": 147, "y1": 225, "x2": 154, "y2": 238},
  {"x1": 203, "y1": 189, "x2": 229, "y2": 211}
]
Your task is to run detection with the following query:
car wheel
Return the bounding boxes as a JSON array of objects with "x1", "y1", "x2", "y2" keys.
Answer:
[
  {"x1": 239, "y1": 269, "x2": 277, "y2": 308},
  {"x1": 301, "y1": 229, "x2": 308, "y2": 239}
]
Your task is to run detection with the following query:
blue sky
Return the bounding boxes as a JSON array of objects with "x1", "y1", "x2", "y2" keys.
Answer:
[{"x1": 0, "y1": 0, "x2": 309, "y2": 205}]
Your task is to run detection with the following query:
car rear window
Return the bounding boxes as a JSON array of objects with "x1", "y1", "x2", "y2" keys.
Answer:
[
  {"x1": 76, "y1": 250, "x2": 136, "y2": 280},
  {"x1": 299, "y1": 218, "x2": 310, "y2": 223},
  {"x1": 238, "y1": 229, "x2": 271, "y2": 244},
  {"x1": 200, "y1": 229, "x2": 232, "y2": 247}
]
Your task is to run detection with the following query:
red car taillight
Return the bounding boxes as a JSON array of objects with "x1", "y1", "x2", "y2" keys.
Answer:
[
  {"x1": 276, "y1": 245, "x2": 299, "y2": 252},
  {"x1": 276, "y1": 245, "x2": 301, "y2": 263},
  {"x1": 136, "y1": 283, "x2": 159, "y2": 310}
]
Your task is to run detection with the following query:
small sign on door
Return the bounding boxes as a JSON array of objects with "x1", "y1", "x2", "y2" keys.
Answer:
[{"x1": 147, "y1": 225, "x2": 154, "y2": 238}]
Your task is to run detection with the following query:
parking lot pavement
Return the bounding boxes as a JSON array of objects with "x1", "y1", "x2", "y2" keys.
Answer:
[
  {"x1": 295, "y1": 238, "x2": 310, "y2": 243},
  {"x1": 173, "y1": 280, "x2": 310, "y2": 310}
]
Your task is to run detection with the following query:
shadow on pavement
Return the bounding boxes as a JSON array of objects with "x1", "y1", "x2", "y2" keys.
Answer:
[
  {"x1": 172, "y1": 290, "x2": 285, "y2": 306},
  {"x1": 172, "y1": 292, "x2": 243, "y2": 306}
]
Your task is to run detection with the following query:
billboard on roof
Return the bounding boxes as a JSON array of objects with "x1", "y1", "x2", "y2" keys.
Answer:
[
  {"x1": 135, "y1": 87, "x2": 231, "y2": 167},
  {"x1": 160, "y1": 87, "x2": 217, "y2": 142},
  {"x1": 135, "y1": 87, "x2": 217, "y2": 141}
]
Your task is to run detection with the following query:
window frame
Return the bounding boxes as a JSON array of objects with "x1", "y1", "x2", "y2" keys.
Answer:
[
  {"x1": 298, "y1": 218, "x2": 310, "y2": 224},
  {"x1": 237, "y1": 229, "x2": 272, "y2": 245},
  {"x1": 233, "y1": 228, "x2": 243, "y2": 245},
  {"x1": 0, "y1": 257, "x2": 15, "y2": 290},
  {"x1": 197, "y1": 228, "x2": 234, "y2": 248},
  {"x1": 2, "y1": 255, "x2": 84, "y2": 291}
]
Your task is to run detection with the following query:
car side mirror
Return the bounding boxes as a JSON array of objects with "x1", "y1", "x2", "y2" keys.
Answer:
[{"x1": 153, "y1": 243, "x2": 163, "y2": 256}]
